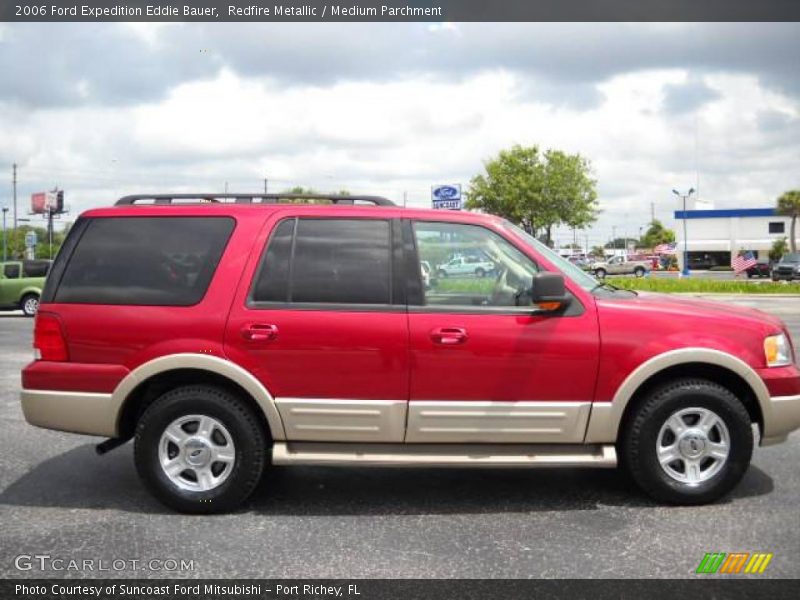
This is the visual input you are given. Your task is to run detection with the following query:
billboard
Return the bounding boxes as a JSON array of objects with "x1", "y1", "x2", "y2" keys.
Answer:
[
  {"x1": 30, "y1": 190, "x2": 64, "y2": 214},
  {"x1": 431, "y1": 184, "x2": 462, "y2": 210}
]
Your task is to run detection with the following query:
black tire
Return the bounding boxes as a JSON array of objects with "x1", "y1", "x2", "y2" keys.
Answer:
[
  {"x1": 619, "y1": 378, "x2": 753, "y2": 505},
  {"x1": 437, "y1": 269, "x2": 448, "y2": 278},
  {"x1": 634, "y1": 267, "x2": 645, "y2": 278},
  {"x1": 134, "y1": 385, "x2": 267, "y2": 514},
  {"x1": 595, "y1": 268, "x2": 607, "y2": 279},
  {"x1": 475, "y1": 267, "x2": 486, "y2": 278},
  {"x1": 20, "y1": 293, "x2": 39, "y2": 317}
]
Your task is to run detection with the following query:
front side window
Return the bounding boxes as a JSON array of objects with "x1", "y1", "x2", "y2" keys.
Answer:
[
  {"x1": 413, "y1": 221, "x2": 537, "y2": 308},
  {"x1": 252, "y1": 218, "x2": 392, "y2": 305},
  {"x1": 55, "y1": 217, "x2": 234, "y2": 306}
]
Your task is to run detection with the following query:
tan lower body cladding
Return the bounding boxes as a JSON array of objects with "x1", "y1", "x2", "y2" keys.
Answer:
[{"x1": 275, "y1": 398, "x2": 592, "y2": 444}]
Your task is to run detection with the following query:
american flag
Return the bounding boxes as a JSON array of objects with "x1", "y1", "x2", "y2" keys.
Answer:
[
  {"x1": 654, "y1": 242, "x2": 677, "y2": 255},
  {"x1": 732, "y1": 251, "x2": 757, "y2": 273}
]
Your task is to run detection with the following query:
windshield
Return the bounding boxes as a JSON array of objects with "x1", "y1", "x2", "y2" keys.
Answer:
[
  {"x1": 500, "y1": 221, "x2": 601, "y2": 292},
  {"x1": 781, "y1": 253, "x2": 800, "y2": 263}
]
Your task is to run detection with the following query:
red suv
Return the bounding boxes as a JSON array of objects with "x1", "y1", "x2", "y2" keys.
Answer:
[{"x1": 21, "y1": 193, "x2": 800, "y2": 513}]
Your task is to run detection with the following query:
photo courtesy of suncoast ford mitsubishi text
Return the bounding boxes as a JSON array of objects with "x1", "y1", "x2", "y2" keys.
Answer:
[{"x1": 20, "y1": 193, "x2": 800, "y2": 513}]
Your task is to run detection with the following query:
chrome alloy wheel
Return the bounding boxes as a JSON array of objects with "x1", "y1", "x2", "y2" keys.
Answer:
[
  {"x1": 158, "y1": 415, "x2": 236, "y2": 492},
  {"x1": 656, "y1": 407, "x2": 730, "y2": 485}
]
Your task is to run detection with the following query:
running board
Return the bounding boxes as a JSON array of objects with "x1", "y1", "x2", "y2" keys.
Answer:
[{"x1": 272, "y1": 442, "x2": 617, "y2": 468}]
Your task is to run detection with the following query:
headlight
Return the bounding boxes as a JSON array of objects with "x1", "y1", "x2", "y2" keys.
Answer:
[{"x1": 764, "y1": 333, "x2": 792, "y2": 367}]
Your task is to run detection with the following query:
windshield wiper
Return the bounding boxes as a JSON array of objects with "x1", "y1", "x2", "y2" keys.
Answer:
[{"x1": 590, "y1": 281, "x2": 638, "y2": 296}]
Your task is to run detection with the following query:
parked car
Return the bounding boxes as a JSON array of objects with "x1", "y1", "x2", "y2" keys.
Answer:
[
  {"x1": 772, "y1": 253, "x2": 800, "y2": 281},
  {"x1": 420, "y1": 260, "x2": 431, "y2": 289},
  {"x1": 21, "y1": 193, "x2": 800, "y2": 513},
  {"x1": 0, "y1": 259, "x2": 52, "y2": 316},
  {"x1": 745, "y1": 259, "x2": 772, "y2": 279},
  {"x1": 436, "y1": 255, "x2": 495, "y2": 278},
  {"x1": 591, "y1": 255, "x2": 651, "y2": 279}
]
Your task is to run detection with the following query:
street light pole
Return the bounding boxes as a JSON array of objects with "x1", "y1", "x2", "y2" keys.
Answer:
[{"x1": 672, "y1": 188, "x2": 695, "y2": 276}]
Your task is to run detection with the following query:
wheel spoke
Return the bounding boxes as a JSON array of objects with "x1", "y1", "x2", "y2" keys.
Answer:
[
  {"x1": 697, "y1": 410, "x2": 719, "y2": 434},
  {"x1": 707, "y1": 441, "x2": 729, "y2": 461},
  {"x1": 162, "y1": 458, "x2": 185, "y2": 479},
  {"x1": 196, "y1": 468, "x2": 215, "y2": 491},
  {"x1": 657, "y1": 444, "x2": 681, "y2": 466},
  {"x1": 213, "y1": 448, "x2": 235, "y2": 463},
  {"x1": 164, "y1": 423, "x2": 188, "y2": 445},
  {"x1": 197, "y1": 416, "x2": 214, "y2": 440},
  {"x1": 666, "y1": 414, "x2": 686, "y2": 435},
  {"x1": 685, "y1": 459, "x2": 702, "y2": 483}
]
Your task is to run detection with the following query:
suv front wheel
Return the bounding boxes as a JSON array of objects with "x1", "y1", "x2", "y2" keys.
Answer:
[
  {"x1": 620, "y1": 378, "x2": 753, "y2": 505},
  {"x1": 134, "y1": 385, "x2": 267, "y2": 513}
]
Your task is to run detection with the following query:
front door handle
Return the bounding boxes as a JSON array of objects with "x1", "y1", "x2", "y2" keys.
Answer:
[
  {"x1": 241, "y1": 323, "x2": 279, "y2": 342},
  {"x1": 430, "y1": 327, "x2": 468, "y2": 345}
]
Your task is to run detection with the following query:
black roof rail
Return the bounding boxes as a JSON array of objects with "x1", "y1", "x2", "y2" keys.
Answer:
[{"x1": 115, "y1": 193, "x2": 396, "y2": 207}]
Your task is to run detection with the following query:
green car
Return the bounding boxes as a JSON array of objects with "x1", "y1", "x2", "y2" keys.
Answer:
[{"x1": 0, "y1": 260, "x2": 52, "y2": 316}]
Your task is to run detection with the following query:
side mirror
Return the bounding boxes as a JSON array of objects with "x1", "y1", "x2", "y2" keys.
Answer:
[{"x1": 531, "y1": 272, "x2": 569, "y2": 311}]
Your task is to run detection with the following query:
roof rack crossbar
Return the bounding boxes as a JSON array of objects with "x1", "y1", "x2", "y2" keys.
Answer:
[{"x1": 116, "y1": 193, "x2": 396, "y2": 207}]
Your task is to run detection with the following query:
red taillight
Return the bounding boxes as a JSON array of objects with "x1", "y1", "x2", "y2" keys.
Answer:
[{"x1": 33, "y1": 312, "x2": 68, "y2": 362}]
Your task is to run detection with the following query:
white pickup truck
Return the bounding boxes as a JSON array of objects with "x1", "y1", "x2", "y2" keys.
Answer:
[
  {"x1": 436, "y1": 255, "x2": 495, "y2": 278},
  {"x1": 591, "y1": 255, "x2": 651, "y2": 279}
]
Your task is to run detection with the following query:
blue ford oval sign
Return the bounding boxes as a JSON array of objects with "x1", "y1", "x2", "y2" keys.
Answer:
[{"x1": 432, "y1": 184, "x2": 462, "y2": 210}]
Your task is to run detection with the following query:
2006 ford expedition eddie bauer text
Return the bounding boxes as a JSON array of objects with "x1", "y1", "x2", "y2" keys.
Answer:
[{"x1": 20, "y1": 193, "x2": 800, "y2": 513}]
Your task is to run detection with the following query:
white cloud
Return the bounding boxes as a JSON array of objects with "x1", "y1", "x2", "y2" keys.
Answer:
[{"x1": 1, "y1": 23, "x2": 798, "y2": 248}]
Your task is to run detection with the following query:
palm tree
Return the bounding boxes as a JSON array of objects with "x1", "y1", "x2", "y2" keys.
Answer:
[{"x1": 777, "y1": 190, "x2": 800, "y2": 253}]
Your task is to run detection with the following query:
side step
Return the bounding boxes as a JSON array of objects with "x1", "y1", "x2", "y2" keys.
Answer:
[{"x1": 272, "y1": 442, "x2": 617, "y2": 468}]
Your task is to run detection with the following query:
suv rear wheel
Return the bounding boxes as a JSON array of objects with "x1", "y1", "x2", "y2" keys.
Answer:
[
  {"x1": 134, "y1": 385, "x2": 267, "y2": 513},
  {"x1": 620, "y1": 378, "x2": 753, "y2": 505}
]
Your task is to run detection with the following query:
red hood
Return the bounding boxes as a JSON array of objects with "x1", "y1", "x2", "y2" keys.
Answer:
[{"x1": 596, "y1": 291, "x2": 785, "y2": 333}]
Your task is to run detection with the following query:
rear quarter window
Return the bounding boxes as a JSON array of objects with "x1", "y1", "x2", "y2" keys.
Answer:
[{"x1": 54, "y1": 216, "x2": 235, "y2": 306}]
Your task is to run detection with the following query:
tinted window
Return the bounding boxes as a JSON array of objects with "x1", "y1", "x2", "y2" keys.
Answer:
[
  {"x1": 253, "y1": 218, "x2": 391, "y2": 305},
  {"x1": 769, "y1": 222, "x2": 785, "y2": 234},
  {"x1": 252, "y1": 219, "x2": 294, "y2": 302},
  {"x1": 55, "y1": 217, "x2": 234, "y2": 306},
  {"x1": 3, "y1": 264, "x2": 20, "y2": 279}
]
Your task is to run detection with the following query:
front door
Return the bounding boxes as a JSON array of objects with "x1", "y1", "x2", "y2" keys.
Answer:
[
  {"x1": 225, "y1": 214, "x2": 409, "y2": 443},
  {"x1": 406, "y1": 220, "x2": 599, "y2": 443}
]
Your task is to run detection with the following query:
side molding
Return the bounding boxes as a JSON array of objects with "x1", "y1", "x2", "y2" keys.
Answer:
[
  {"x1": 113, "y1": 353, "x2": 286, "y2": 440},
  {"x1": 275, "y1": 398, "x2": 406, "y2": 442},
  {"x1": 584, "y1": 347, "x2": 772, "y2": 443}
]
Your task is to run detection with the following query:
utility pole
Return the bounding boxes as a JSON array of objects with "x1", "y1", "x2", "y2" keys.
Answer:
[
  {"x1": 650, "y1": 202, "x2": 655, "y2": 223},
  {"x1": 12, "y1": 163, "x2": 18, "y2": 255},
  {"x1": 403, "y1": 191, "x2": 407, "y2": 208},
  {"x1": 264, "y1": 178, "x2": 268, "y2": 194}
]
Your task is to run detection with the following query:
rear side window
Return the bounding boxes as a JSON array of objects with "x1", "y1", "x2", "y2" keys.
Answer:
[
  {"x1": 252, "y1": 218, "x2": 391, "y2": 305},
  {"x1": 55, "y1": 217, "x2": 234, "y2": 306},
  {"x1": 3, "y1": 264, "x2": 20, "y2": 279}
]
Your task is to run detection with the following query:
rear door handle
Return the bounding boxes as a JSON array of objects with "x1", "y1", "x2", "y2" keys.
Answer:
[
  {"x1": 241, "y1": 323, "x2": 279, "y2": 342},
  {"x1": 430, "y1": 327, "x2": 468, "y2": 345}
]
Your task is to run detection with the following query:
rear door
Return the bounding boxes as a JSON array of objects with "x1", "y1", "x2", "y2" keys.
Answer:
[
  {"x1": 225, "y1": 212, "x2": 409, "y2": 443},
  {"x1": 405, "y1": 219, "x2": 599, "y2": 444}
]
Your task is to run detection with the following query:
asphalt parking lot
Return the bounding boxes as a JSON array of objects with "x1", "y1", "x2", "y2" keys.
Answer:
[{"x1": 1, "y1": 296, "x2": 799, "y2": 579}]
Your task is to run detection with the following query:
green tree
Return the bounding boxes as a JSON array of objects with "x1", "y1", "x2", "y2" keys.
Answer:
[
  {"x1": 769, "y1": 237, "x2": 788, "y2": 262},
  {"x1": 591, "y1": 245, "x2": 606, "y2": 258},
  {"x1": 465, "y1": 144, "x2": 598, "y2": 244},
  {"x1": 640, "y1": 219, "x2": 676, "y2": 250},
  {"x1": 776, "y1": 190, "x2": 800, "y2": 252}
]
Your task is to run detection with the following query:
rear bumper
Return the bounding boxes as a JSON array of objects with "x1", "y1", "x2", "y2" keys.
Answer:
[{"x1": 21, "y1": 389, "x2": 118, "y2": 437}]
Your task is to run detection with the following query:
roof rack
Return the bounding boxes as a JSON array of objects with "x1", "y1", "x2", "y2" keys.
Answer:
[{"x1": 115, "y1": 193, "x2": 396, "y2": 207}]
